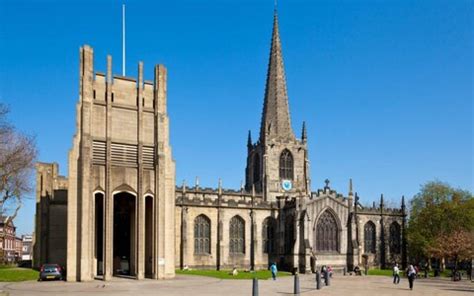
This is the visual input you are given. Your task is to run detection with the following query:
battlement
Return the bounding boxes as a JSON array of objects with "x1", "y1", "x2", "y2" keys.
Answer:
[{"x1": 175, "y1": 185, "x2": 274, "y2": 209}]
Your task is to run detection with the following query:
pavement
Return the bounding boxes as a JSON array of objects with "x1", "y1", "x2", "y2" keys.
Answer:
[{"x1": 0, "y1": 274, "x2": 473, "y2": 296}]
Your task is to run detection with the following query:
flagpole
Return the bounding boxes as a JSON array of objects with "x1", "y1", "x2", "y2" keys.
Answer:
[{"x1": 122, "y1": 4, "x2": 126, "y2": 76}]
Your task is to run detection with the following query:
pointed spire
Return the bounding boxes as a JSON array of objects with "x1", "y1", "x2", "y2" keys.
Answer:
[
  {"x1": 259, "y1": 8, "x2": 295, "y2": 143},
  {"x1": 401, "y1": 195, "x2": 406, "y2": 212},
  {"x1": 247, "y1": 130, "x2": 252, "y2": 149},
  {"x1": 380, "y1": 194, "x2": 384, "y2": 208},
  {"x1": 301, "y1": 121, "x2": 307, "y2": 143}
]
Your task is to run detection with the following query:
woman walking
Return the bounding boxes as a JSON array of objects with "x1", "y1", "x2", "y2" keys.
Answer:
[{"x1": 407, "y1": 265, "x2": 417, "y2": 290}]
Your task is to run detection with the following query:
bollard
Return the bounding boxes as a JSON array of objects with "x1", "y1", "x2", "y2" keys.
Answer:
[
  {"x1": 325, "y1": 270, "x2": 331, "y2": 286},
  {"x1": 252, "y1": 277, "x2": 258, "y2": 296},
  {"x1": 293, "y1": 273, "x2": 300, "y2": 295},
  {"x1": 343, "y1": 267, "x2": 347, "y2": 276},
  {"x1": 316, "y1": 271, "x2": 321, "y2": 290}
]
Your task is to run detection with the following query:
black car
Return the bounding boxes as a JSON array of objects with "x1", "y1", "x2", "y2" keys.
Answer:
[{"x1": 39, "y1": 264, "x2": 64, "y2": 281}]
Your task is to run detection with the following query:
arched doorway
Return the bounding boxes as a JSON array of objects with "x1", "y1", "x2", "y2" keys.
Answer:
[
  {"x1": 94, "y1": 192, "x2": 104, "y2": 276},
  {"x1": 113, "y1": 192, "x2": 136, "y2": 276},
  {"x1": 144, "y1": 195, "x2": 154, "y2": 277}
]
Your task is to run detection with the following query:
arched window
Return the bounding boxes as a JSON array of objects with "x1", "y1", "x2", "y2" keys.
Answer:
[
  {"x1": 284, "y1": 214, "x2": 295, "y2": 254},
  {"x1": 262, "y1": 217, "x2": 276, "y2": 254},
  {"x1": 389, "y1": 222, "x2": 401, "y2": 254},
  {"x1": 229, "y1": 216, "x2": 245, "y2": 254},
  {"x1": 253, "y1": 154, "x2": 260, "y2": 182},
  {"x1": 364, "y1": 221, "x2": 376, "y2": 253},
  {"x1": 315, "y1": 210, "x2": 339, "y2": 252},
  {"x1": 279, "y1": 149, "x2": 294, "y2": 180},
  {"x1": 194, "y1": 214, "x2": 211, "y2": 254}
]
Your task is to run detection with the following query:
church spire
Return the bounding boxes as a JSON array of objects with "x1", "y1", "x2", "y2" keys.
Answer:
[{"x1": 259, "y1": 8, "x2": 295, "y2": 143}]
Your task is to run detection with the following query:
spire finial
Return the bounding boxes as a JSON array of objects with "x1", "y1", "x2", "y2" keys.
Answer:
[
  {"x1": 324, "y1": 179, "x2": 330, "y2": 190},
  {"x1": 401, "y1": 195, "x2": 406, "y2": 211},
  {"x1": 301, "y1": 121, "x2": 307, "y2": 142},
  {"x1": 349, "y1": 178, "x2": 353, "y2": 196},
  {"x1": 247, "y1": 130, "x2": 252, "y2": 148},
  {"x1": 380, "y1": 193, "x2": 384, "y2": 208}
]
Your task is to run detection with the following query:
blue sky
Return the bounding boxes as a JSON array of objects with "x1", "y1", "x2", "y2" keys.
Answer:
[{"x1": 0, "y1": 0, "x2": 472, "y2": 235}]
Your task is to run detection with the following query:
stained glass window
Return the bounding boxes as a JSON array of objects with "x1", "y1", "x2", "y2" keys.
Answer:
[
  {"x1": 389, "y1": 222, "x2": 401, "y2": 254},
  {"x1": 263, "y1": 217, "x2": 276, "y2": 254},
  {"x1": 364, "y1": 221, "x2": 376, "y2": 253},
  {"x1": 194, "y1": 214, "x2": 211, "y2": 254},
  {"x1": 230, "y1": 216, "x2": 245, "y2": 254},
  {"x1": 315, "y1": 210, "x2": 339, "y2": 252}
]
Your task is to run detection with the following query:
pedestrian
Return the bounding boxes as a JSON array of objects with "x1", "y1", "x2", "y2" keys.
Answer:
[
  {"x1": 407, "y1": 264, "x2": 417, "y2": 290},
  {"x1": 393, "y1": 263, "x2": 400, "y2": 284},
  {"x1": 270, "y1": 262, "x2": 278, "y2": 280}
]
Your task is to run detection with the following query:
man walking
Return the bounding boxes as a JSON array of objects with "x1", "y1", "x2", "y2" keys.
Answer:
[
  {"x1": 270, "y1": 262, "x2": 278, "y2": 280},
  {"x1": 393, "y1": 263, "x2": 400, "y2": 284}
]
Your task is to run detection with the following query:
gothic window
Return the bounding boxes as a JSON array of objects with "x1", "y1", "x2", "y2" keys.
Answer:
[
  {"x1": 253, "y1": 154, "x2": 260, "y2": 182},
  {"x1": 315, "y1": 210, "x2": 339, "y2": 252},
  {"x1": 284, "y1": 214, "x2": 295, "y2": 254},
  {"x1": 262, "y1": 217, "x2": 276, "y2": 254},
  {"x1": 389, "y1": 222, "x2": 401, "y2": 254},
  {"x1": 194, "y1": 214, "x2": 211, "y2": 254},
  {"x1": 364, "y1": 221, "x2": 376, "y2": 253},
  {"x1": 279, "y1": 149, "x2": 294, "y2": 180},
  {"x1": 229, "y1": 215, "x2": 245, "y2": 254}
]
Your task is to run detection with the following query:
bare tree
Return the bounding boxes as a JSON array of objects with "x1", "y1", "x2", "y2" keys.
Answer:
[{"x1": 0, "y1": 103, "x2": 37, "y2": 220}]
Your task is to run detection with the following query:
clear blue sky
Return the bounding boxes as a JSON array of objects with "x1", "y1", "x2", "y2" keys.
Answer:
[{"x1": 0, "y1": 0, "x2": 472, "y2": 235}]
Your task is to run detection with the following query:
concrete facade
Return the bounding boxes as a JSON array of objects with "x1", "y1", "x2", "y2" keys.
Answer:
[{"x1": 34, "y1": 9, "x2": 406, "y2": 281}]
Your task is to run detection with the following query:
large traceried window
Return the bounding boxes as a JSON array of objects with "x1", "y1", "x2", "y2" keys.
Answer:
[
  {"x1": 315, "y1": 210, "x2": 339, "y2": 252},
  {"x1": 279, "y1": 149, "x2": 294, "y2": 180},
  {"x1": 262, "y1": 217, "x2": 276, "y2": 254},
  {"x1": 229, "y1": 216, "x2": 245, "y2": 254},
  {"x1": 194, "y1": 214, "x2": 211, "y2": 254},
  {"x1": 364, "y1": 221, "x2": 376, "y2": 253},
  {"x1": 389, "y1": 222, "x2": 401, "y2": 254}
]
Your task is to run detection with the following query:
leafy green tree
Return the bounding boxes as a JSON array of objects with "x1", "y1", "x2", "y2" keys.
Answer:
[{"x1": 406, "y1": 181, "x2": 474, "y2": 269}]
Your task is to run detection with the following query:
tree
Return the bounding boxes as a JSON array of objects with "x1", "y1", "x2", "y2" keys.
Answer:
[
  {"x1": 0, "y1": 103, "x2": 37, "y2": 220},
  {"x1": 406, "y1": 181, "x2": 474, "y2": 269}
]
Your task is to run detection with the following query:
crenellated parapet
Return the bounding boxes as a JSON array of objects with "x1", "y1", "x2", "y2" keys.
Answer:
[{"x1": 175, "y1": 185, "x2": 275, "y2": 209}]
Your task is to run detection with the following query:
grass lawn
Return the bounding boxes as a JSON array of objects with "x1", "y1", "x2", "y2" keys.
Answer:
[
  {"x1": 0, "y1": 267, "x2": 39, "y2": 282},
  {"x1": 176, "y1": 269, "x2": 292, "y2": 280}
]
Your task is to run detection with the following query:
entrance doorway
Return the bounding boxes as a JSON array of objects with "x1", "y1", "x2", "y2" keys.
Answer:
[
  {"x1": 94, "y1": 192, "x2": 104, "y2": 276},
  {"x1": 145, "y1": 196, "x2": 153, "y2": 277},
  {"x1": 113, "y1": 192, "x2": 136, "y2": 276}
]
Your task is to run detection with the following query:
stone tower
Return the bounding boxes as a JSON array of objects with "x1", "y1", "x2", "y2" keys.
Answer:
[
  {"x1": 66, "y1": 46, "x2": 176, "y2": 281},
  {"x1": 245, "y1": 10, "x2": 310, "y2": 201}
]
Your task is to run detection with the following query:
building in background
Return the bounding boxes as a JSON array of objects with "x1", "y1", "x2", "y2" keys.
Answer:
[
  {"x1": 21, "y1": 235, "x2": 33, "y2": 261},
  {"x1": 0, "y1": 216, "x2": 17, "y2": 264}
]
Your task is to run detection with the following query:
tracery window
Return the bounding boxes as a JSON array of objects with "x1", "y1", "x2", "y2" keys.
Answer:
[
  {"x1": 315, "y1": 210, "x2": 339, "y2": 252},
  {"x1": 262, "y1": 217, "x2": 276, "y2": 254},
  {"x1": 253, "y1": 154, "x2": 260, "y2": 182},
  {"x1": 194, "y1": 214, "x2": 211, "y2": 254},
  {"x1": 389, "y1": 222, "x2": 401, "y2": 254},
  {"x1": 364, "y1": 221, "x2": 376, "y2": 253},
  {"x1": 229, "y1": 216, "x2": 245, "y2": 254},
  {"x1": 284, "y1": 214, "x2": 295, "y2": 254},
  {"x1": 279, "y1": 149, "x2": 294, "y2": 180}
]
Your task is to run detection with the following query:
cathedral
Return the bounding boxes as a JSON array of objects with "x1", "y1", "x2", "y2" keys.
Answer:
[{"x1": 33, "y1": 10, "x2": 406, "y2": 282}]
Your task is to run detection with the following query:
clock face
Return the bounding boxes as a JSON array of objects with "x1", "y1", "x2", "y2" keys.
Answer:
[{"x1": 282, "y1": 180, "x2": 292, "y2": 191}]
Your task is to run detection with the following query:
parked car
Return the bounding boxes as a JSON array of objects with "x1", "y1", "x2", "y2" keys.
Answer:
[{"x1": 39, "y1": 264, "x2": 64, "y2": 281}]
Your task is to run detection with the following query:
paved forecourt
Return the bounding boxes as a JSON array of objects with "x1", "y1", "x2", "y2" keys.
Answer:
[{"x1": 0, "y1": 274, "x2": 473, "y2": 296}]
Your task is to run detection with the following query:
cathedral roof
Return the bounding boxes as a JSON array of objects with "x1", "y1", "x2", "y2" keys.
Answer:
[{"x1": 259, "y1": 9, "x2": 295, "y2": 143}]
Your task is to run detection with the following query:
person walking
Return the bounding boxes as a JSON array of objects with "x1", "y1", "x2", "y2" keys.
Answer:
[
  {"x1": 270, "y1": 262, "x2": 278, "y2": 280},
  {"x1": 393, "y1": 263, "x2": 400, "y2": 284},
  {"x1": 407, "y1": 264, "x2": 417, "y2": 290}
]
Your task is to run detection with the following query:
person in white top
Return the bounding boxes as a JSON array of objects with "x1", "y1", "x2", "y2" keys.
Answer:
[{"x1": 393, "y1": 263, "x2": 400, "y2": 284}]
